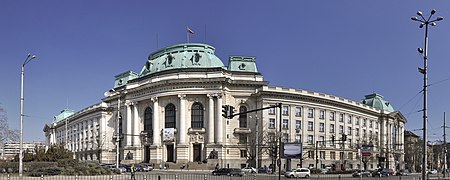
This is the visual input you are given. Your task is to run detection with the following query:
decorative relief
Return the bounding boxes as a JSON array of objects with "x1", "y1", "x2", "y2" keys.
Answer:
[
  {"x1": 190, "y1": 52, "x2": 202, "y2": 65},
  {"x1": 189, "y1": 132, "x2": 204, "y2": 143}
]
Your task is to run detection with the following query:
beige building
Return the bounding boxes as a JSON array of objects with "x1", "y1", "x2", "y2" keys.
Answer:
[{"x1": 43, "y1": 43, "x2": 406, "y2": 171}]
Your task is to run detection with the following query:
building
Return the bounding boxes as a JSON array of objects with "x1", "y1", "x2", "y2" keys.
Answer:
[
  {"x1": 43, "y1": 43, "x2": 406, "y2": 171},
  {"x1": 0, "y1": 142, "x2": 46, "y2": 160}
]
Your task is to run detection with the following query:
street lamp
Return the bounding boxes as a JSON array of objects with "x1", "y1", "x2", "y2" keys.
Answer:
[
  {"x1": 19, "y1": 53, "x2": 37, "y2": 176},
  {"x1": 411, "y1": 9, "x2": 443, "y2": 180}
]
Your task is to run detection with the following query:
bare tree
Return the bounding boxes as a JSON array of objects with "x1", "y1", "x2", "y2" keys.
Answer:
[{"x1": 0, "y1": 103, "x2": 19, "y2": 147}]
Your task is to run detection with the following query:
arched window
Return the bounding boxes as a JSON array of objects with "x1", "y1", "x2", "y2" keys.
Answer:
[
  {"x1": 239, "y1": 106, "x2": 247, "y2": 128},
  {"x1": 165, "y1": 103, "x2": 176, "y2": 128},
  {"x1": 191, "y1": 102, "x2": 204, "y2": 128},
  {"x1": 144, "y1": 107, "x2": 153, "y2": 135}
]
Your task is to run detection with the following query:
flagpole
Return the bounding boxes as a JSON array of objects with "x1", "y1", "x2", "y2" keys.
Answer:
[{"x1": 187, "y1": 27, "x2": 190, "y2": 43}]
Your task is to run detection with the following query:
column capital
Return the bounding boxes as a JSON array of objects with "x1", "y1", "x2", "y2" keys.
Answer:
[
  {"x1": 215, "y1": 93, "x2": 223, "y2": 99},
  {"x1": 125, "y1": 100, "x2": 133, "y2": 106},
  {"x1": 131, "y1": 101, "x2": 139, "y2": 106},
  {"x1": 151, "y1": 97, "x2": 158, "y2": 102},
  {"x1": 207, "y1": 94, "x2": 215, "y2": 98},
  {"x1": 178, "y1": 94, "x2": 186, "y2": 99}
]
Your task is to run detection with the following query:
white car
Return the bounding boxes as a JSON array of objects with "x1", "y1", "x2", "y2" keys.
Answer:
[
  {"x1": 241, "y1": 167, "x2": 257, "y2": 173},
  {"x1": 285, "y1": 168, "x2": 310, "y2": 178},
  {"x1": 428, "y1": 169, "x2": 438, "y2": 174}
]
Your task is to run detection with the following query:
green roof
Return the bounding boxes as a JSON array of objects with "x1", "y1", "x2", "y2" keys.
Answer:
[
  {"x1": 139, "y1": 43, "x2": 225, "y2": 76},
  {"x1": 53, "y1": 109, "x2": 75, "y2": 123},
  {"x1": 361, "y1": 93, "x2": 395, "y2": 112}
]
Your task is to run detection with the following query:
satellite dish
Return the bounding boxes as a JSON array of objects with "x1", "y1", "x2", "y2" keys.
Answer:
[{"x1": 104, "y1": 91, "x2": 111, "y2": 97}]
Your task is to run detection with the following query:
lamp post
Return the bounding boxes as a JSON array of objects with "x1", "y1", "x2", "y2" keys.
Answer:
[
  {"x1": 19, "y1": 53, "x2": 37, "y2": 176},
  {"x1": 411, "y1": 9, "x2": 443, "y2": 180}
]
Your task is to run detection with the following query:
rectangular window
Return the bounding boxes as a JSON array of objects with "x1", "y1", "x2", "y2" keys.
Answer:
[
  {"x1": 348, "y1": 152, "x2": 353, "y2": 160},
  {"x1": 369, "y1": 130, "x2": 373, "y2": 139},
  {"x1": 356, "y1": 128, "x2": 360, "y2": 136},
  {"x1": 348, "y1": 115, "x2": 352, "y2": 124},
  {"x1": 308, "y1": 121, "x2": 314, "y2": 131},
  {"x1": 240, "y1": 150, "x2": 247, "y2": 158},
  {"x1": 308, "y1": 150, "x2": 314, "y2": 158},
  {"x1": 339, "y1": 114, "x2": 344, "y2": 122},
  {"x1": 319, "y1": 123, "x2": 324, "y2": 132},
  {"x1": 339, "y1": 125, "x2": 344, "y2": 134},
  {"x1": 319, "y1": 136, "x2": 325, "y2": 146},
  {"x1": 295, "y1": 134, "x2": 301, "y2": 143},
  {"x1": 355, "y1": 117, "x2": 360, "y2": 125},
  {"x1": 363, "y1": 129, "x2": 367, "y2": 138},
  {"x1": 363, "y1": 119, "x2": 367, "y2": 127},
  {"x1": 330, "y1": 124, "x2": 335, "y2": 133},
  {"x1": 330, "y1": 152, "x2": 336, "y2": 160},
  {"x1": 329, "y1": 112, "x2": 335, "y2": 121},
  {"x1": 295, "y1": 120, "x2": 301, "y2": 130},
  {"x1": 269, "y1": 106, "x2": 275, "y2": 115},
  {"x1": 369, "y1": 120, "x2": 373, "y2": 128},
  {"x1": 319, "y1": 110, "x2": 325, "y2": 119},
  {"x1": 283, "y1": 133, "x2": 289, "y2": 143},
  {"x1": 320, "y1": 151, "x2": 325, "y2": 160},
  {"x1": 308, "y1": 108, "x2": 314, "y2": 118},
  {"x1": 375, "y1": 122, "x2": 379, "y2": 129},
  {"x1": 283, "y1": 119, "x2": 289, "y2": 129},
  {"x1": 282, "y1": 106, "x2": 289, "y2": 116},
  {"x1": 339, "y1": 152, "x2": 344, "y2": 160},
  {"x1": 239, "y1": 135, "x2": 247, "y2": 144},
  {"x1": 348, "y1": 138, "x2": 352, "y2": 147},
  {"x1": 295, "y1": 107, "x2": 302, "y2": 117},
  {"x1": 347, "y1": 127, "x2": 352, "y2": 135},
  {"x1": 269, "y1": 118, "x2": 275, "y2": 129},
  {"x1": 307, "y1": 135, "x2": 314, "y2": 144}
]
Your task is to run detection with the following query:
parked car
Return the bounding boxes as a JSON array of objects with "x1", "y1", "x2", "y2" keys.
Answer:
[
  {"x1": 372, "y1": 168, "x2": 392, "y2": 177},
  {"x1": 212, "y1": 168, "x2": 244, "y2": 176},
  {"x1": 258, "y1": 167, "x2": 272, "y2": 173},
  {"x1": 396, "y1": 169, "x2": 410, "y2": 176},
  {"x1": 285, "y1": 168, "x2": 310, "y2": 178},
  {"x1": 352, "y1": 170, "x2": 371, "y2": 177},
  {"x1": 241, "y1": 167, "x2": 257, "y2": 174},
  {"x1": 139, "y1": 164, "x2": 153, "y2": 172}
]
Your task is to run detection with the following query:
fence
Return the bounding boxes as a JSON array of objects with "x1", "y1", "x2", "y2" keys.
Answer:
[{"x1": 0, "y1": 173, "x2": 436, "y2": 180}]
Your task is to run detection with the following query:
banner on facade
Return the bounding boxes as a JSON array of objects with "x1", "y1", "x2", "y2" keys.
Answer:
[
  {"x1": 162, "y1": 128, "x2": 175, "y2": 142},
  {"x1": 282, "y1": 143, "x2": 302, "y2": 159},
  {"x1": 361, "y1": 144, "x2": 373, "y2": 157}
]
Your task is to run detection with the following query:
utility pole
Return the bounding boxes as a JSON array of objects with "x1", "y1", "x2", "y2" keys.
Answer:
[{"x1": 444, "y1": 112, "x2": 447, "y2": 177}]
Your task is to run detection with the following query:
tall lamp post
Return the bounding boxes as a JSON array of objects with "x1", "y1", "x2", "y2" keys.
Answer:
[
  {"x1": 19, "y1": 53, "x2": 37, "y2": 176},
  {"x1": 411, "y1": 9, "x2": 443, "y2": 180}
]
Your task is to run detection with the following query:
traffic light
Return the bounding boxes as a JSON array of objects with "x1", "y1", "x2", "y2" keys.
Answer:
[
  {"x1": 229, "y1": 106, "x2": 235, "y2": 118},
  {"x1": 342, "y1": 134, "x2": 347, "y2": 141},
  {"x1": 331, "y1": 135, "x2": 335, "y2": 142},
  {"x1": 222, "y1": 105, "x2": 230, "y2": 118}
]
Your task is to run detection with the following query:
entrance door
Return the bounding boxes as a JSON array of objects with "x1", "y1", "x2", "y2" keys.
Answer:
[
  {"x1": 167, "y1": 144, "x2": 174, "y2": 162},
  {"x1": 144, "y1": 146, "x2": 150, "y2": 163},
  {"x1": 193, "y1": 144, "x2": 202, "y2": 162}
]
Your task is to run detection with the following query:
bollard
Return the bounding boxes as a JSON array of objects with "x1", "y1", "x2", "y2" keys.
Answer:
[
  {"x1": 204, "y1": 174, "x2": 207, "y2": 180},
  {"x1": 158, "y1": 175, "x2": 161, "y2": 180},
  {"x1": 144, "y1": 175, "x2": 147, "y2": 180},
  {"x1": 254, "y1": 174, "x2": 257, "y2": 180},
  {"x1": 110, "y1": 175, "x2": 113, "y2": 180},
  {"x1": 7, "y1": 174, "x2": 9, "y2": 180},
  {"x1": 75, "y1": 174, "x2": 78, "y2": 180},
  {"x1": 175, "y1": 174, "x2": 178, "y2": 180},
  {"x1": 41, "y1": 174, "x2": 44, "y2": 180},
  {"x1": 338, "y1": 174, "x2": 341, "y2": 180},
  {"x1": 399, "y1": 176, "x2": 402, "y2": 180}
]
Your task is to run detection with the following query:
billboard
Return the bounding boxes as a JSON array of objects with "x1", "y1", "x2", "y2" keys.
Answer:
[
  {"x1": 162, "y1": 128, "x2": 175, "y2": 142},
  {"x1": 282, "y1": 143, "x2": 302, "y2": 159}
]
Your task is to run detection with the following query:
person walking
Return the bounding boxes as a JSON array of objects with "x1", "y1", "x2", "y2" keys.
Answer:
[{"x1": 130, "y1": 164, "x2": 136, "y2": 180}]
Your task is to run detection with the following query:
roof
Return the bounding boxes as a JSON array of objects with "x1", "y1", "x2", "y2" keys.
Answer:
[
  {"x1": 361, "y1": 93, "x2": 394, "y2": 112},
  {"x1": 53, "y1": 109, "x2": 75, "y2": 123}
]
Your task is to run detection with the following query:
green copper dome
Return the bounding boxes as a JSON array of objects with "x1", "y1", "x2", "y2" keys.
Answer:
[
  {"x1": 139, "y1": 43, "x2": 225, "y2": 76},
  {"x1": 53, "y1": 109, "x2": 75, "y2": 123},
  {"x1": 361, "y1": 93, "x2": 395, "y2": 112}
]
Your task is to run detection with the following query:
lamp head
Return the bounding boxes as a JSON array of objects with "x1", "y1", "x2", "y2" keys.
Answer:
[
  {"x1": 411, "y1": 16, "x2": 418, "y2": 21},
  {"x1": 431, "y1": 22, "x2": 437, "y2": 26},
  {"x1": 418, "y1": 48, "x2": 424, "y2": 54},
  {"x1": 431, "y1": 9, "x2": 436, "y2": 15},
  {"x1": 27, "y1": 53, "x2": 31, "y2": 58},
  {"x1": 437, "y1": 16, "x2": 444, "y2": 21},
  {"x1": 31, "y1": 55, "x2": 36, "y2": 59},
  {"x1": 417, "y1": 11, "x2": 423, "y2": 16},
  {"x1": 419, "y1": 23, "x2": 424, "y2": 28}
]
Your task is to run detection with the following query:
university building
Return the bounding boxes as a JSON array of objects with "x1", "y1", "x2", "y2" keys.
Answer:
[{"x1": 43, "y1": 43, "x2": 406, "y2": 171}]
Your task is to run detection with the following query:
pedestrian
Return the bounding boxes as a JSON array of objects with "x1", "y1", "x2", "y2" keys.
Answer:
[
  {"x1": 130, "y1": 164, "x2": 136, "y2": 180},
  {"x1": 215, "y1": 163, "x2": 219, "y2": 170}
]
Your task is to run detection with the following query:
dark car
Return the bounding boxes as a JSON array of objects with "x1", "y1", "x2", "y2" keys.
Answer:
[
  {"x1": 396, "y1": 169, "x2": 410, "y2": 176},
  {"x1": 372, "y1": 168, "x2": 393, "y2": 177},
  {"x1": 212, "y1": 168, "x2": 244, "y2": 176},
  {"x1": 352, "y1": 170, "x2": 371, "y2": 177}
]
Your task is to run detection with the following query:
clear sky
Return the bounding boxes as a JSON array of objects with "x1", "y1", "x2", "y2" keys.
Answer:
[{"x1": 1, "y1": 0, "x2": 450, "y2": 143}]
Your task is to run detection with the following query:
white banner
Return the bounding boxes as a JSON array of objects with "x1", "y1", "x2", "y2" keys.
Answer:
[{"x1": 162, "y1": 128, "x2": 175, "y2": 142}]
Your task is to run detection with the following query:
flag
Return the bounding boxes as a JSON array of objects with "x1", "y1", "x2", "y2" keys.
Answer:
[{"x1": 187, "y1": 27, "x2": 195, "y2": 34}]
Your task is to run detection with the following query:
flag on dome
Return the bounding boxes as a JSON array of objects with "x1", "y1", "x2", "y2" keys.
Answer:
[{"x1": 187, "y1": 27, "x2": 195, "y2": 34}]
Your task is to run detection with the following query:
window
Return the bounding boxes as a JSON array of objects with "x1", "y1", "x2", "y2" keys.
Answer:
[
  {"x1": 307, "y1": 135, "x2": 314, "y2": 144},
  {"x1": 308, "y1": 108, "x2": 314, "y2": 118},
  {"x1": 268, "y1": 106, "x2": 275, "y2": 115},
  {"x1": 319, "y1": 136, "x2": 325, "y2": 146},
  {"x1": 330, "y1": 152, "x2": 336, "y2": 160},
  {"x1": 239, "y1": 106, "x2": 248, "y2": 128},
  {"x1": 295, "y1": 107, "x2": 302, "y2": 117},
  {"x1": 282, "y1": 106, "x2": 289, "y2": 115},
  {"x1": 348, "y1": 138, "x2": 352, "y2": 147},
  {"x1": 347, "y1": 127, "x2": 352, "y2": 135},
  {"x1": 369, "y1": 120, "x2": 373, "y2": 128},
  {"x1": 363, "y1": 119, "x2": 367, "y2": 127},
  {"x1": 283, "y1": 119, "x2": 289, "y2": 129},
  {"x1": 348, "y1": 152, "x2": 353, "y2": 160},
  {"x1": 339, "y1": 114, "x2": 344, "y2": 122},
  {"x1": 330, "y1": 124, "x2": 335, "y2": 133},
  {"x1": 295, "y1": 134, "x2": 301, "y2": 143},
  {"x1": 295, "y1": 120, "x2": 301, "y2": 130},
  {"x1": 308, "y1": 150, "x2": 315, "y2": 158},
  {"x1": 356, "y1": 128, "x2": 360, "y2": 136},
  {"x1": 319, "y1": 123, "x2": 324, "y2": 132},
  {"x1": 356, "y1": 117, "x2": 360, "y2": 125},
  {"x1": 363, "y1": 129, "x2": 367, "y2": 138},
  {"x1": 375, "y1": 122, "x2": 379, "y2": 129},
  {"x1": 308, "y1": 121, "x2": 314, "y2": 131},
  {"x1": 339, "y1": 152, "x2": 344, "y2": 160},
  {"x1": 165, "y1": 103, "x2": 176, "y2": 128},
  {"x1": 320, "y1": 151, "x2": 325, "y2": 160},
  {"x1": 283, "y1": 133, "x2": 289, "y2": 143},
  {"x1": 329, "y1": 112, "x2": 335, "y2": 121},
  {"x1": 319, "y1": 110, "x2": 325, "y2": 119},
  {"x1": 339, "y1": 125, "x2": 344, "y2": 134},
  {"x1": 269, "y1": 118, "x2": 275, "y2": 129},
  {"x1": 239, "y1": 134, "x2": 247, "y2": 144},
  {"x1": 369, "y1": 130, "x2": 373, "y2": 139},
  {"x1": 240, "y1": 150, "x2": 247, "y2": 158},
  {"x1": 191, "y1": 102, "x2": 204, "y2": 128},
  {"x1": 348, "y1": 115, "x2": 352, "y2": 124}
]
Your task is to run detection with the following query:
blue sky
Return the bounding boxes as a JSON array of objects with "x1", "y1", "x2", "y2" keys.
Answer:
[{"x1": 1, "y1": 0, "x2": 450, "y2": 142}]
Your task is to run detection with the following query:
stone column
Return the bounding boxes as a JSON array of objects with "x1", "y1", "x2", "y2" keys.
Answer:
[
  {"x1": 208, "y1": 94, "x2": 215, "y2": 144},
  {"x1": 179, "y1": 94, "x2": 187, "y2": 145},
  {"x1": 152, "y1": 97, "x2": 161, "y2": 146},
  {"x1": 133, "y1": 102, "x2": 140, "y2": 146},
  {"x1": 215, "y1": 94, "x2": 223, "y2": 144},
  {"x1": 126, "y1": 102, "x2": 132, "y2": 147}
]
